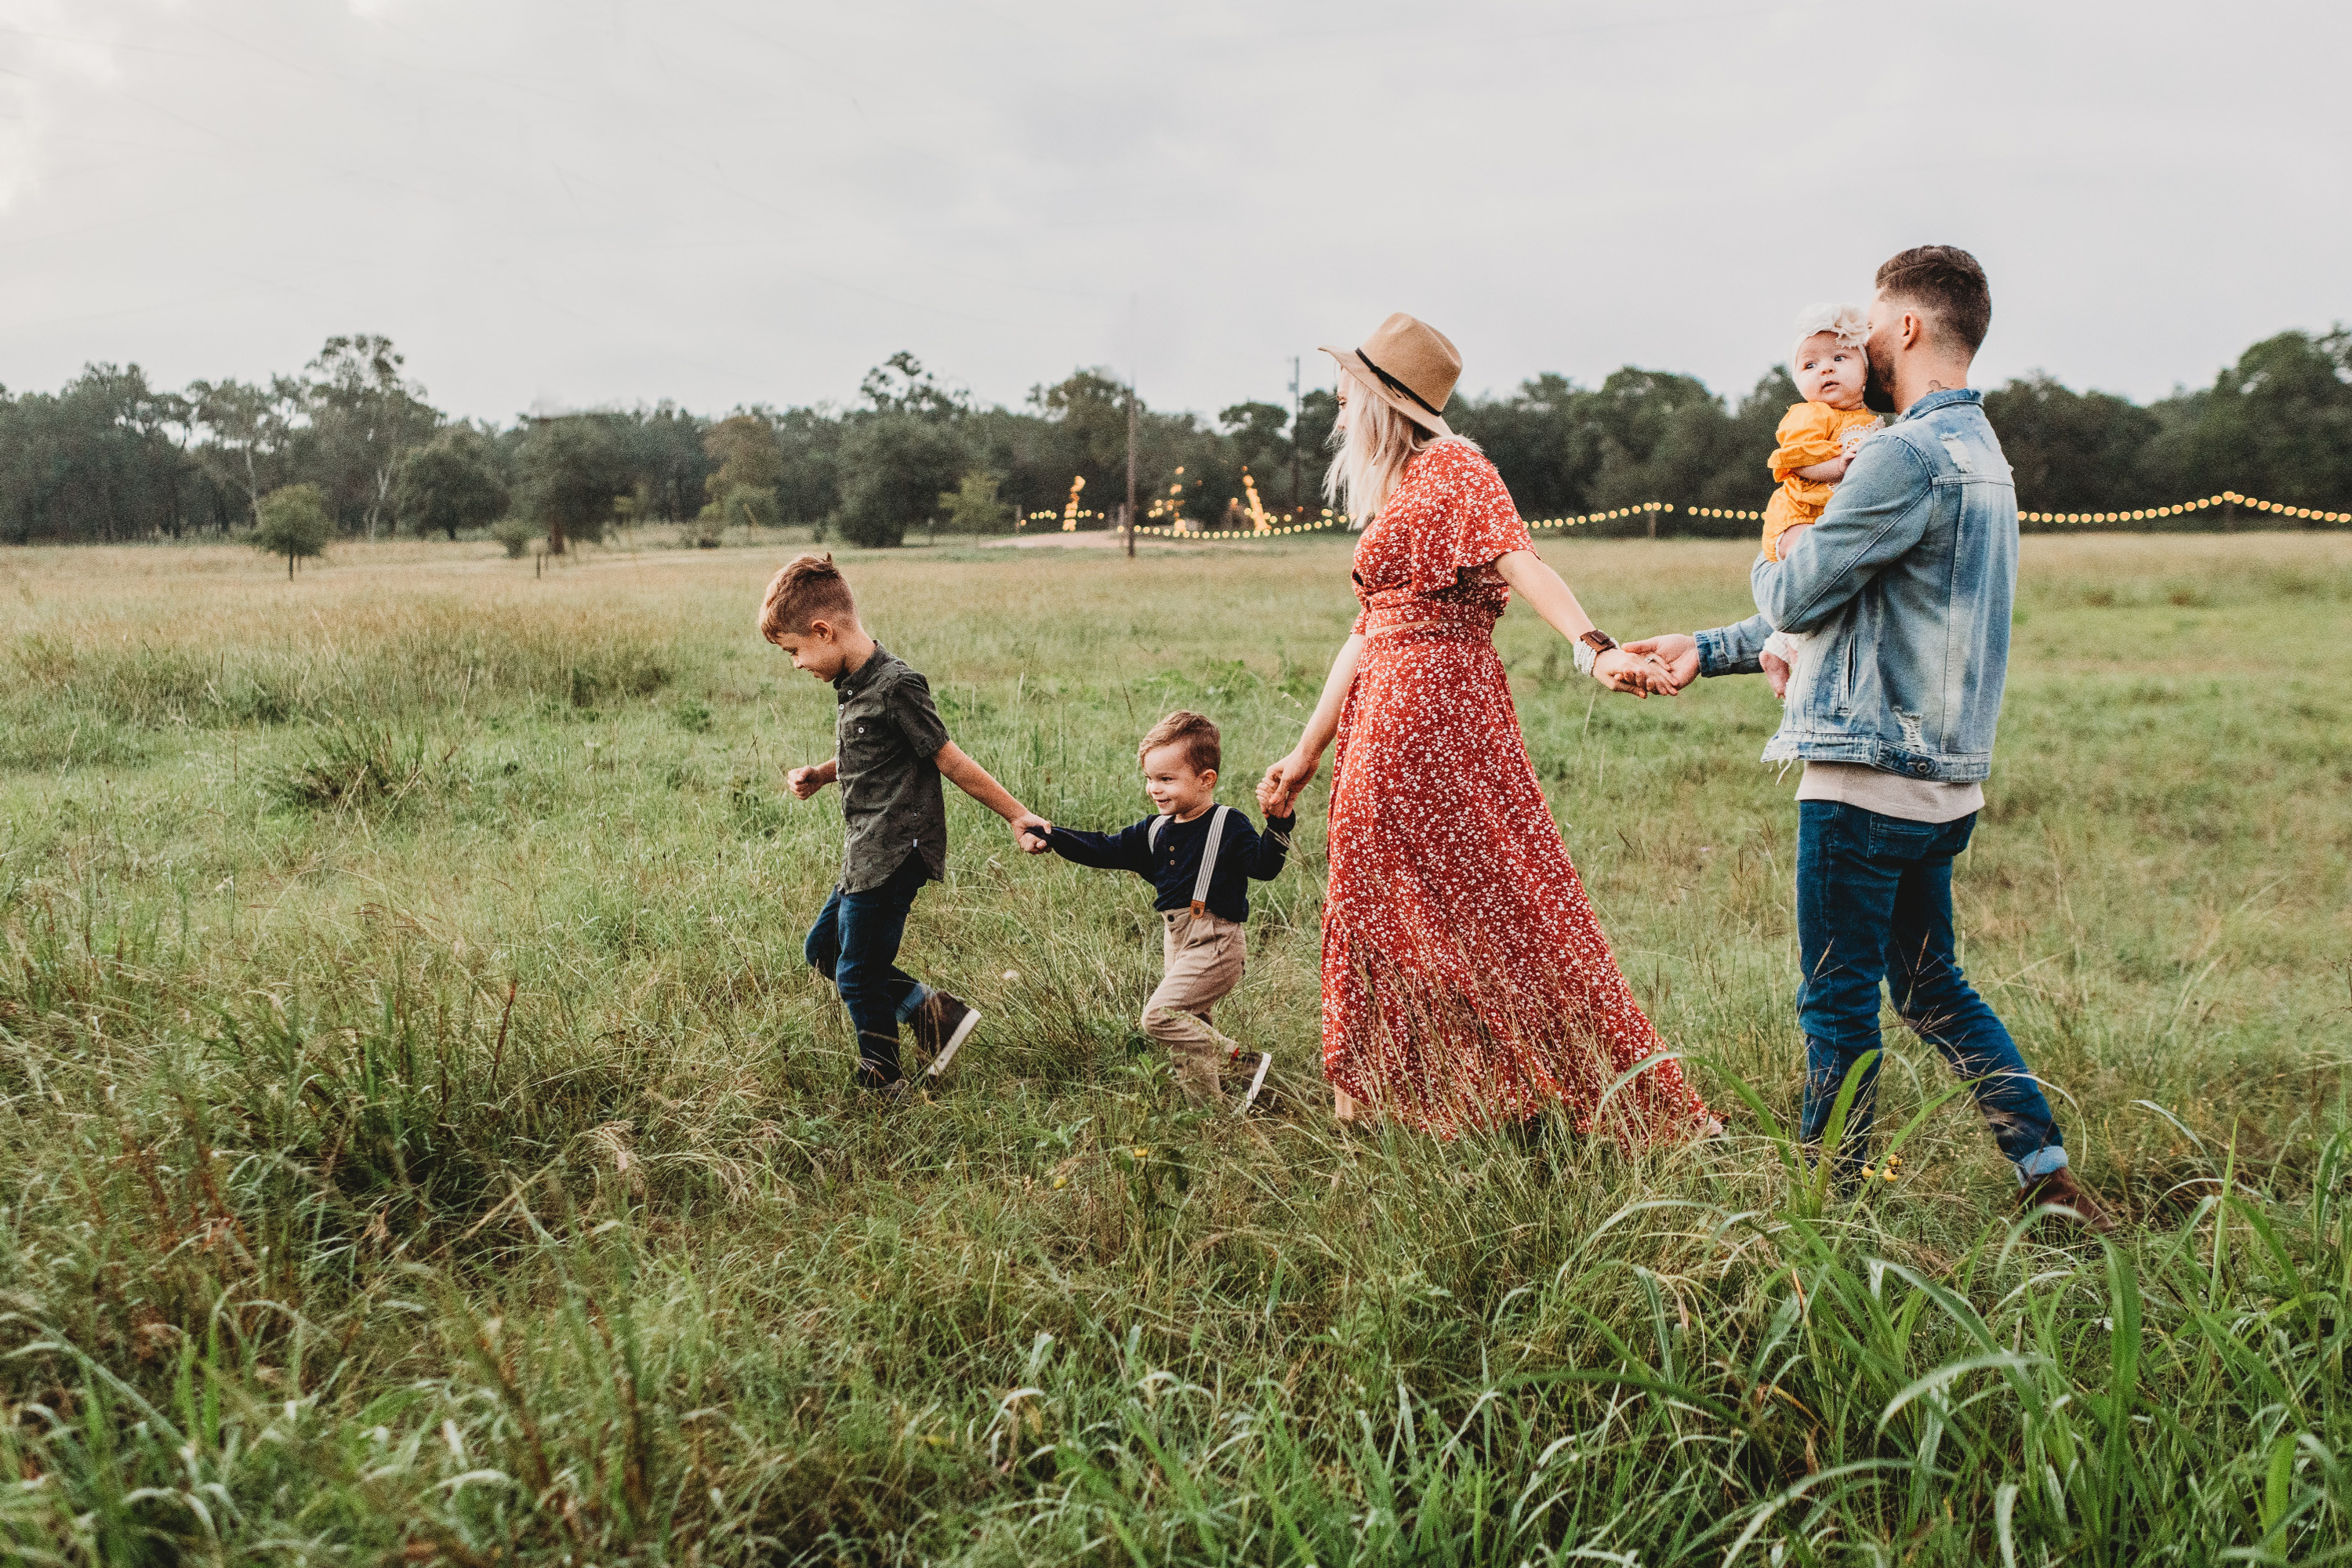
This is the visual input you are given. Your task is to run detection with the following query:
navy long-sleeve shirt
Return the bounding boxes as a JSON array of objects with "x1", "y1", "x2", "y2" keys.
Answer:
[{"x1": 1047, "y1": 807, "x2": 1294, "y2": 924}]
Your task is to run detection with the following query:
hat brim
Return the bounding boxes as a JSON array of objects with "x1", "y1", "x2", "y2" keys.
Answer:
[{"x1": 1319, "y1": 346, "x2": 1453, "y2": 438}]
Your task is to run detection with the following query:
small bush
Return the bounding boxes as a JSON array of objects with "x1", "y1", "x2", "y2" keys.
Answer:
[
  {"x1": 251, "y1": 483, "x2": 335, "y2": 575},
  {"x1": 492, "y1": 517, "x2": 539, "y2": 559},
  {"x1": 267, "y1": 721, "x2": 438, "y2": 814}
]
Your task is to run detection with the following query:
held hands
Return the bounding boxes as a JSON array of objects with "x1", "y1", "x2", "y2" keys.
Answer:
[
  {"x1": 1258, "y1": 750, "x2": 1318, "y2": 818},
  {"x1": 1011, "y1": 811, "x2": 1053, "y2": 855},
  {"x1": 1619, "y1": 633, "x2": 1700, "y2": 693},
  {"x1": 1592, "y1": 646, "x2": 1681, "y2": 698}
]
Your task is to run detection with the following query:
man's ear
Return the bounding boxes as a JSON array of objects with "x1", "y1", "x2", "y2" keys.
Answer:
[{"x1": 804, "y1": 617, "x2": 837, "y2": 643}]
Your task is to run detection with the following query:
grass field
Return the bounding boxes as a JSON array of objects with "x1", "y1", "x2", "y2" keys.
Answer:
[{"x1": 3, "y1": 528, "x2": 2350, "y2": 1566}]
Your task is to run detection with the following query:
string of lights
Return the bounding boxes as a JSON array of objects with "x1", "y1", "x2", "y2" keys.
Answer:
[
  {"x1": 1027, "y1": 487, "x2": 2347, "y2": 543},
  {"x1": 2017, "y1": 491, "x2": 2350, "y2": 526}
]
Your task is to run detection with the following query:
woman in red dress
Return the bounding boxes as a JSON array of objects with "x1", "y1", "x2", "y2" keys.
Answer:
[{"x1": 1259, "y1": 314, "x2": 1719, "y2": 1142}]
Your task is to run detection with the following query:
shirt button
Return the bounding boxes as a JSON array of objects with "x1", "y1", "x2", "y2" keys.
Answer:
[{"x1": 1913, "y1": 761, "x2": 1931, "y2": 775}]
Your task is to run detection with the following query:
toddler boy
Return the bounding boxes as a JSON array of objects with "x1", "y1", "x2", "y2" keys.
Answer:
[
  {"x1": 760, "y1": 554, "x2": 1048, "y2": 1098},
  {"x1": 1029, "y1": 711, "x2": 1292, "y2": 1110}
]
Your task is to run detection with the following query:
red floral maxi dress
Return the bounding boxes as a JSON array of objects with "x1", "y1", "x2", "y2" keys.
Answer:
[{"x1": 1321, "y1": 439, "x2": 1715, "y2": 1140}]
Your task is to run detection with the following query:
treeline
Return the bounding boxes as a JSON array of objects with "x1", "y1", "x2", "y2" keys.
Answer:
[{"x1": 4, "y1": 328, "x2": 2347, "y2": 549}]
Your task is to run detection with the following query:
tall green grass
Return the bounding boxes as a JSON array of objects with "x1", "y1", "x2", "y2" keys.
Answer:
[{"x1": 1, "y1": 532, "x2": 2347, "y2": 1563}]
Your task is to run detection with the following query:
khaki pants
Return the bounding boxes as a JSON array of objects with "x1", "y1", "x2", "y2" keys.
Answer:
[{"x1": 1142, "y1": 909, "x2": 1246, "y2": 1105}]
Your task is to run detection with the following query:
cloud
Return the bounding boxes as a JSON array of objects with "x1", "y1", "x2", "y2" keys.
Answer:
[
  {"x1": 0, "y1": 0, "x2": 122, "y2": 212},
  {"x1": 0, "y1": 0, "x2": 2346, "y2": 420}
]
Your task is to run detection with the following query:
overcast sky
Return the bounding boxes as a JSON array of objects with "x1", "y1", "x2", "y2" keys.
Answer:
[{"x1": 4, "y1": 1, "x2": 2347, "y2": 423}]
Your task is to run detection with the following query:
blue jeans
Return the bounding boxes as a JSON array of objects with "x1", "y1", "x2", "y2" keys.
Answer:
[
  {"x1": 1795, "y1": 801, "x2": 2065, "y2": 1184},
  {"x1": 804, "y1": 853, "x2": 934, "y2": 1089}
]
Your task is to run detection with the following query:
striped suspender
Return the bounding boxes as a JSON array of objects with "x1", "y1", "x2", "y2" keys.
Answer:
[
  {"x1": 1191, "y1": 806, "x2": 1229, "y2": 916},
  {"x1": 1148, "y1": 807, "x2": 1232, "y2": 917}
]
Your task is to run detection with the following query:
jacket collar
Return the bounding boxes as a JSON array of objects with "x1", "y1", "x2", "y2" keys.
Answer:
[
  {"x1": 833, "y1": 642, "x2": 895, "y2": 702},
  {"x1": 1899, "y1": 387, "x2": 1982, "y2": 423}
]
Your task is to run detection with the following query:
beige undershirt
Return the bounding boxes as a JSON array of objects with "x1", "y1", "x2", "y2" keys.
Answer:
[{"x1": 1795, "y1": 761, "x2": 1985, "y2": 824}]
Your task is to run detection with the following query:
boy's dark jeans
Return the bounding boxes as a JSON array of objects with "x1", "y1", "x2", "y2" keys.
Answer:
[
  {"x1": 1795, "y1": 800, "x2": 2066, "y2": 1183},
  {"x1": 804, "y1": 851, "x2": 933, "y2": 1090}
]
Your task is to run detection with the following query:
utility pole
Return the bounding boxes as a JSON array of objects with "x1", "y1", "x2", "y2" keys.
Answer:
[
  {"x1": 1288, "y1": 355, "x2": 1302, "y2": 515},
  {"x1": 1126, "y1": 381, "x2": 1139, "y2": 558}
]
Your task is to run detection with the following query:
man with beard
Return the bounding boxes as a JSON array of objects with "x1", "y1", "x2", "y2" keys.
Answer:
[{"x1": 1627, "y1": 245, "x2": 2114, "y2": 1232}]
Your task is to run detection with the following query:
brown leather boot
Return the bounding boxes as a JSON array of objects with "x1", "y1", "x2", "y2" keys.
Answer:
[{"x1": 2018, "y1": 1167, "x2": 2118, "y2": 1236}]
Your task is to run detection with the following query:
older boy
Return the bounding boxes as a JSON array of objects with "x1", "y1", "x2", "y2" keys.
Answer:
[
  {"x1": 760, "y1": 554, "x2": 1048, "y2": 1098},
  {"x1": 1029, "y1": 711, "x2": 1292, "y2": 1109}
]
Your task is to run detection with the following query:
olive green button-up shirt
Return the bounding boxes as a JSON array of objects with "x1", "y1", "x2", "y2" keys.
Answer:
[{"x1": 832, "y1": 644, "x2": 951, "y2": 892}]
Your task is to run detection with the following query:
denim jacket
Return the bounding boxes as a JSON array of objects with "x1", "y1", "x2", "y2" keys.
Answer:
[{"x1": 1696, "y1": 388, "x2": 2016, "y2": 783}]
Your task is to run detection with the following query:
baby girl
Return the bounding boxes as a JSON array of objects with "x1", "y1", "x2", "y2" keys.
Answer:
[{"x1": 1759, "y1": 303, "x2": 1882, "y2": 697}]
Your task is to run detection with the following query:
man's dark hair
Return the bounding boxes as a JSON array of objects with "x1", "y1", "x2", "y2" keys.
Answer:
[{"x1": 1875, "y1": 245, "x2": 1992, "y2": 354}]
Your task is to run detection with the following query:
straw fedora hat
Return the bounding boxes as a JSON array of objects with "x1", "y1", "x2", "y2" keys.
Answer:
[{"x1": 1319, "y1": 312, "x2": 1460, "y2": 438}]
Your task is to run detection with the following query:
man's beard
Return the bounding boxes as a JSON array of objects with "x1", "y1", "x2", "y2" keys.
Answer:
[{"x1": 1862, "y1": 339, "x2": 1898, "y2": 413}]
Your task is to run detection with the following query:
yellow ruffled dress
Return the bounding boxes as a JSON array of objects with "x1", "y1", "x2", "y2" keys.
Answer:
[{"x1": 1761, "y1": 402, "x2": 1882, "y2": 561}]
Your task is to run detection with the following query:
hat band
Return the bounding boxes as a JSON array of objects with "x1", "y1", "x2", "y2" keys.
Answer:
[{"x1": 1354, "y1": 349, "x2": 1444, "y2": 419}]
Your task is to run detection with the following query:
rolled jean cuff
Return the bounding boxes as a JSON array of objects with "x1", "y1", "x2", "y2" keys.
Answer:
[
  {"x1": 2013, "y1": 1145, "x2": 2070, "y2": 1185},
  {"x1": 895, "y1": 982, "x2": 932, "y2": 1023}
]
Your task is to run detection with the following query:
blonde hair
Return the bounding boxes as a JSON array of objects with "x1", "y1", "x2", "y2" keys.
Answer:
[
  {"x1": 757, "y1": 553, "x2": 858, "y2": 641},
  {"x1": 1323, "y1": 368, "x2": 1446, "y2": 526}
]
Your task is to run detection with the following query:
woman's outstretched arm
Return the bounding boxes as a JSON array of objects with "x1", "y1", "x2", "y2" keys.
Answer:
[
  {"x1": 1494, "y1": 550, "x2": 1679, "y2": 696},
  {"x1": 1259, "y1": 632, "x2": 1363, "y2": 816}
]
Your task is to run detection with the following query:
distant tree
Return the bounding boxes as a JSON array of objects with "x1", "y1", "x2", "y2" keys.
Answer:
[
  {"x1": 1216, "y1": 401, "x2": 1294, "y2": 514},
  {"x1": 305, "y1": 335, "x2": 439, "y2": 539},
  {"x1": 862, "y1": 351, "x2": 967, "y2": 419},
  {"x1": 1023, "y1": 368, "x2": 1134, "y2": 523},
  {"x1": 191, "y1": 376, "x2": 304, "y2": 525},
  {"x1": 1691, "y1": 368, "x2": 1803, "y2": 530},
  {"x1": 837, "y1": 412, "x2": 964, "y2": 547},
  {"x1": 143, "y1": 385, "x2": 204, "y2": 537},
  {"x1": 632, "y1": 402, "x2": 711, "y2": 521},
  {"x1": 1450, "y1": 373, "x2": 1598, "y2": 521},
  {"x1": 1294, "y1": 388, "x2": 1339, "y2": 498},
  {"x1": 1581, "y1": 368, "x2": 1737, "y2": 532},
  {"x1": 775, "y1": 406, "x2": 845, "y2": 527},
  {"x1": 0, "y1": 364, "x2": 199, "y2": 543},
  {"x1": 2145, "y1": 328, "x2": 2352, "y2": 510},
  {"x1": 702, "y1": 412, "x2": 784, "y2": 528},
  {"x1": 1985, "y1": 375, "x2": 2160, "y2": 516},
  {"x1": 937, "y1": 469, "x2": 1012, "y2": 533},
  {"x1": 1033, "y1": 369, "x2": 1131, "y2": 468},
  {"x1": 1219, "y1": 401, "x2": 1289, "y2": 469},
  {"x1": 252, "y1": 483, "x2": 334, "y2": 577},
  {"x1": 520, "y1": 414, "x2": 634, "y2": 554},
  {"x1": 393, "y1": 426, "x2": 510, "y2": 540}
]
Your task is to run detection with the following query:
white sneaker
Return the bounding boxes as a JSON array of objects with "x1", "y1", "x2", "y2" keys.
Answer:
[
  {"x1": 916, "y1": 993, "x2": 982, "y2": 1078},
  {"x1": 1236, "y1": 1051, "x2": 1273, "y2": 1113}
]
